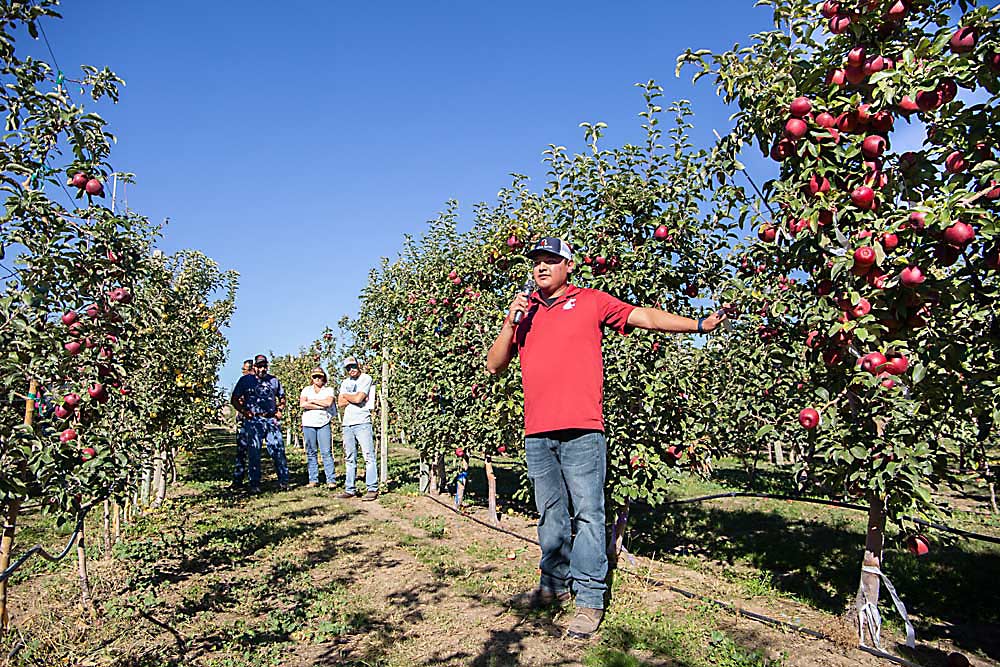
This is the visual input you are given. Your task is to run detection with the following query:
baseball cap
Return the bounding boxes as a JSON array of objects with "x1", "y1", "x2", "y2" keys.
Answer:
[
  {"x1": 342, "y1": 355, "x2": 359, "y2": 368},
  {"x1": 310, "y1": 366, "x2": 327, "y2": 379},
  {"x1": 526, "y1": 237, "x2": 573, "y2": 262},
  {"x1": 253, "y1": 354, "x2": 268, "y2": 366}
]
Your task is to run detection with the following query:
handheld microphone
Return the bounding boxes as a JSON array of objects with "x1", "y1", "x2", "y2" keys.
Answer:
[{"x1": 512, "y1": 278, "x2": 536, "y2": 324}]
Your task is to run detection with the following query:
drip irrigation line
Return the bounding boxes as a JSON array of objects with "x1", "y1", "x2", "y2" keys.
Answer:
[
  {"x1": 660, "y1": 492, "x2": 1000, "y2": 545},
  {"x1": 419, "y1": 493, "x2": 926, "y2": 667},
  {"x1": 0, "y1": 513, "x2": 84, "y2": 583}
]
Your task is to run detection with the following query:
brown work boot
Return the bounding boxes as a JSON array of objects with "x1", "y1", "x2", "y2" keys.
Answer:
[
  {"x1": 361, "y1": 491, "x2": 379, "y2": 502},
  {"x1": 336, "y1": 491, "x2": 358, "y2": 499},
  {"x1": 508, "y1": 587, "x2": 571, "y2": 611},
  {"x1": 565, "y1": 607, "x2": 603, "y2": 639}
]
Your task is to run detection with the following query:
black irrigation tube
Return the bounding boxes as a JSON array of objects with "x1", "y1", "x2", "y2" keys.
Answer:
[
  {"x1": 421, "y1": 492, "x2": 924, "y2": 667},
  {"x1": 0, "y1": 511, "x2": 88, "y2": 584},
  {"x1": 661, "y1": 492, "x2": 1000, "y2": 546}
]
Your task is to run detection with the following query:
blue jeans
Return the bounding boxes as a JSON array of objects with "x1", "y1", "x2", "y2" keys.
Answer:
[
  {"x1": 303, "y1": 423, "x2": 336, "y2": 484},
  {"x1": 234, "y1": 418, "x2": 289, "y2": 487},
  {"x1": 343, "y1": 422, "x2": 377, "y2": 493},
  {"x1": 525, "y1": 429, "x2": 608, "y2": 610}
]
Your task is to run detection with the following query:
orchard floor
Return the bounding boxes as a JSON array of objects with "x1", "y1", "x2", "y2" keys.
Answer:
[{"x1": 1, "y1": 429, "x2": 997, "y2": 667}]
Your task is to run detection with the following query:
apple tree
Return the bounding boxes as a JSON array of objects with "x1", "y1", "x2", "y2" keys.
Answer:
[{"x1": 679, "y1": 0, "x2": 999, "y2": 646}]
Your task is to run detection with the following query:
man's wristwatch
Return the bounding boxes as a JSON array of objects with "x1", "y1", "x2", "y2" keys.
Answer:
[{"x1": 697, "y1": 317, "x2": 705, "y2": 334}]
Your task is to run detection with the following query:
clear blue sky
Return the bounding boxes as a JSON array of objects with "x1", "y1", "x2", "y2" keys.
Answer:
[{"x1": 32, "y1": 1, "x2": 782, "y2": 388}]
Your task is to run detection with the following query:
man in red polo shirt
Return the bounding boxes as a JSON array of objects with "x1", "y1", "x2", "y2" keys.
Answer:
[{"x1": 487, "y1": 237, "x2": 727, "y2": 639}]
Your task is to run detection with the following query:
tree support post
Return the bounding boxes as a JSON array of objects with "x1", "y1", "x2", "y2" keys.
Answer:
[{"x1": 380, "y1": 347, "x2": 389, "y2": 489}]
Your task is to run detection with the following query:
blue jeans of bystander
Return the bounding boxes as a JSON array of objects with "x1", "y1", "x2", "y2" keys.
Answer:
[
  {"x1": 343, "y1": 422, "x2": 377, "y2": 493},
  {"x1": 303, "y1": 423, "x2": 335, "y2": 484}
]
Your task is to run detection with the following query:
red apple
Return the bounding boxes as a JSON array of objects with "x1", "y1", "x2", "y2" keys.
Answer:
[
  {"x1": 944, "y1": 150, "x2": 966, "y2": 174},
  {"x1": 799, "y1": 408, "x2": 820, "y2": 429},
  {"x1": 820, "y1": 1, "x2": 839, "y2": 18},
  {"x1": 830, "y1": 15, "x2": 852, "y2": 33},
  {"x1": 84, "y1": 178, "x2": 103, "y2": 196},
  {"x1": 70, "y1": 172, "x2": 88, "y2": 189},
  {"x1": 897, "y1": 96, "x2": 920, "y2": 114},
  {"x1": 899, "y1": 265, "x2": 925, "y2": 286},
  {"x1": 807, "y1": 174, "x2": 830, "y2": 196},
  {"x1": 884, "y1": 354, "x2": 909, "y2": 375},
  {"x1": 880, "y1": 233, "x2": 898, "y2": 251},
  {"x1": 447, "y1": 270, "x2": 458, "y2": 280},
  {"x1": 826, "y1": 68, "x2": 847, "y2": 86},
  {"x1": 61, "y1": 310, "x2": 78, "y2": 326},
  {"x1": 886, "y1": 0, "x2": 907, "y2": 19},
  {"x1": 758, "y1": 224, "x2": 777, "y2": 243},
  {"x1": 907, "y1": 211, "x2": 927, "y2": 230},
  {"x1": 851, "y1": 186, "x2": 876, "y2": 209},
  {"x1": 870, "y1": 110, "x2": 893, "y2": 133},
  {"x1": 770, "y1": 138, "x2": 797, "y2": 161},
  {"x1": 88, "y1": 383, "x2": 108, "y2": 403},
  {"x1": 506, "y1": 235, "x2": 520, "y2": 249},
  {"x1": 80, "y1": 447, "x2": 96, "y2": 462},
  {"x1": 860, "y1": 351, "x2": 888, "y2": 374},
  {"x1": 784, "y1": 118, "x2": 808, "y2": 140},
  {"x1": 455, "y1": 447, "x2": 465, "y2": 458},
  {"x1": 937, "y1": 78, "x2": 957, "y2": 104},
  {"x1": 654, "y1": 225, "x2": 670, "y2": 239},
  {"x1": 861, "y1": 135, "x2": 886, "y2": 160},
  {"x1": 844, "y1": 64, "x2": 867, "y2": 85},
  {"x1": 943, "y1": 221, "x2": 975, "y2": 246},
  {"x1": 847, "y1": 46, "x2": 866, "y2": 67},
  {"x1": 666, "y1": 445, "x2": 683, "y2": 461},
  {"x1": 905, "y1": 534, "x2": 930, "y2": 556},
  {"x1": 59, "y1": 428, "x2": 78, "y2": 444},
  {"x1": 916, "y1": 89, "x2": 942, "y2": 111},
  {"x1": 54, "y1": 404, "x2": 72, "y2": 419},
  {"x1": 985, "y1": 244, "x2": 999, "y2": 270},
  {"x1": 850, "y1": 297, "x2": 872, "y2": 319},
  {"x1": 867, "y1": 268, "x2": 887, "y2": 289},
  {"x1": 934, "y1": 243, "x2": 961, "y2": 267},
  {"x1": 949, "y1": 27, "x2": 976, "y2": 54},
  {"x1": 854, "y1": 246, "x2": 876, "y2": 266},
  {"x1": 64, "y1": 340, "x2": 82, "y2": 355},
  {"x1": 63, "y1": 393, "x2": 81, "y2": 408},
  {"x1": 816, "y1": 279, "x2": 834, "y2": 295},
  {"x1": 946, "y1": 652, "x2": 970, "y2": 667},
  {"x1": 815, "y1": 112, "x2": 836, "y2": 128},
  {"x1": 990, "y1": 52, "x2": 1000, "y2": 73},
  {"x1": 789, "y1": 96, "x2": 812, "y2": 117}
]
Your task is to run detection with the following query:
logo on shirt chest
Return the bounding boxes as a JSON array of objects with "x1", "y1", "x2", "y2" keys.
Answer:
[{"x1": 562, "y1": 297, "x2": 577, "y2": 311}]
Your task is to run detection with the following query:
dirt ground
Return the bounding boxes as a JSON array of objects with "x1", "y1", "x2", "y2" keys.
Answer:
[{"x1": 3, "y1": 444, "x2": 993, "y2": 667}]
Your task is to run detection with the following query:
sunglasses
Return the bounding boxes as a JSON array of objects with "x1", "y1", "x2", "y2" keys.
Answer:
[
  {"x1": 254, "y1": 362, "x2": 268, "y2": 368},
  {"x1": 312, "y1": 374, "x2": 326, "y2": 380},
  {"x1": 345, "y1": 364, "x2": 358, "y2": 370}
]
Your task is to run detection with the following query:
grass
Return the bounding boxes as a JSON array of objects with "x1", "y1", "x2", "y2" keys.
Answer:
[{"x1": 4, "y1": 432, "x2": 999, "y2": 666}]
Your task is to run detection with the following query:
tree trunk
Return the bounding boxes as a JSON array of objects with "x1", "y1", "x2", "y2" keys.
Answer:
[
  {"x1": 0, "y1": 500, "x2": 21, "y2": 632},
  {"x1": 112, "y1": 501, "x2": 121, "y2": 542},
  {"x1": 856, "y1": 494, "x2": 886, "y2": 647},
  {"x1": 434, "y1": 452, "x2": 446, "y2": 494},
  {"x1": 155, "y1": 450, "x2": 168, "y2": 505},
  {"x1": 419, "y1": 456, "x2": 430, "y2": 494},
  {"x1": 454, "y1": 455, "x2": 469, "y2": 509},
  {"x1": 607, "y1": 502, "x2": 630, "y2": 568},
  {"x1": 485, "y1": 457, "x2": 499, "y2": 526},
  {"x1": 102, "y1": 500, "x2": 111, "y2": 557},
  {"x1": 76, "y1": 525, "x2": 96, "y2": 618},
  {"x1": 151, "y1": 451, "x2": 164, "y2": 507},
  {"x1": 773, "y1": 441, "x2": 785, "y2": 466},
  {"x1": 140, "y1": 464, "x2": 151, "y2": 507}
]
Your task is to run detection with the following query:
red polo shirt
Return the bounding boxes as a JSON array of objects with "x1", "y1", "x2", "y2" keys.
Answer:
[{"x1": 513, "y1": 285, "x2": 635, "y2": 435}]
